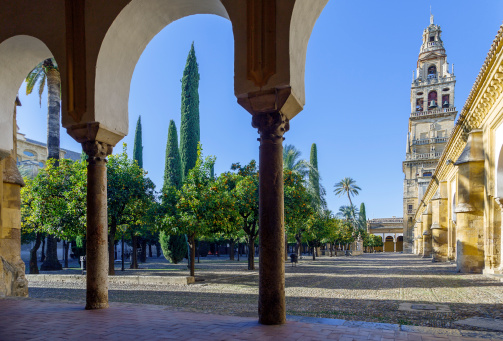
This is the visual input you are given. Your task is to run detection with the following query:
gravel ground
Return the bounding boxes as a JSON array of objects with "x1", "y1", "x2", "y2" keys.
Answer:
[{"x1": 27, "y1": 253, "x2": 503, "y2": 331}]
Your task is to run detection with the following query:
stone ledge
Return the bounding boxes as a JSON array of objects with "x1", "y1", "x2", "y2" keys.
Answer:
[{"x1": 26, "y1": 274, "x2": 195, "y2": 285}]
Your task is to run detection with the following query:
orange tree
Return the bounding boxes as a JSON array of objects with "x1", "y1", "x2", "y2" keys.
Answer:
[
  {"x1": 226, "y1": 161, "x2": 260, "y2": 269},
  {"x1": 284, "y1": 170, "x2": 314, "y2": 257},
  {"x1": 162, "y1": 145, "x2": 217, "y2": 277},
  {"x1": 107, "y1": 144, "x2": 155, "y2": 274},
  {"x1": 21, "y1": 158, "x2": 87, "y2": 271},
  {"x1": 305, "y1": 209, "x2": 333, "y2": 260}
]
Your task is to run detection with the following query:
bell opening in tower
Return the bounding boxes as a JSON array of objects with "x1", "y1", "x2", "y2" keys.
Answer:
[
  {"x1": 416, "y1": 98, "x2": 424, "y2": 112},
  {"x1": 428, "y1": 91, "x2": 438, "y2": 108},
  {"x1": 442, "y1": 94, "x2": 450, "y2": 108},
  {"x1": 427, "y1": 65, "x2": 437, "y2": 79}
]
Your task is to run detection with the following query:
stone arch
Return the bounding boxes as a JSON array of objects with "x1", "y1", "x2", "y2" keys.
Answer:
[
  {"x1": 494, "y1": 123, "x2": 503, "y2": 199},
  {"x1": 384, "y1": 236, "x2": 394, "y2": 252},
  {"x1": 94, "y1": 0, "x2": 230, "y2": 141},
  {"x1": 0, "y1": 35, "x2": 53, "y2": 156},
  {"x1": 396, "y1": 236, "x2": 404, "y2": 252}
]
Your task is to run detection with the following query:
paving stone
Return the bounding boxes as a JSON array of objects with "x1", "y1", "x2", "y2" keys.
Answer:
[{"x1": 454, "y1": 318, "x2": 503, "y2": 332}]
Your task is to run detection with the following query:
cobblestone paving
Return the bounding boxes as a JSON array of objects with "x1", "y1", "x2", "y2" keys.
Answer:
[{"x1": 28, "y1": 253, "x2": 503, "y2": 331}]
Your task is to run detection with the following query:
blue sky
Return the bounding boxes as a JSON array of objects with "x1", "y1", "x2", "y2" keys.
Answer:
[{"x1": 16, "y1": 1, "x2": 503, "y2": 219}]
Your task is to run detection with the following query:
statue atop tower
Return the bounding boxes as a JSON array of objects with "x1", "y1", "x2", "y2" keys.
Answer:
[{"x1": 402, "y1": 14, "x2": 457, "y2": 254}]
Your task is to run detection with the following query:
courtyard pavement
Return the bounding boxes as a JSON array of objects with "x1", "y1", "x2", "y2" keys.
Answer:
[
  {"x1": 11, "y1": 253, "x2": 503, "y2": 339},
  {"x1": 0, "y1": 297, "x2": 500, "y2": 340}
]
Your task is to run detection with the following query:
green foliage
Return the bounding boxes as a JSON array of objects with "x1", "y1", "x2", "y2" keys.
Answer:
[
  {"x1": 284, "y1": 170, "x2": 314, "y2": 242},
  {"x1": 133, "y1": 116, "x2": 143, "y2": 169},
  {"x1": 163, "y1": 120, "x2": 182, "y2": 193},
  {"x1": 162, "y1": 144, "x2": 215, "y2": 239},
  {"x1": 309, "y1": 143, "x2": 320, "y2": 200},
  {"x1": 180, "y1": 42, "x2": 200, "y2": 180},
  {"x1": 359, "y1": 202, "x2": 367, "y2": 229},
  {"x1": 334, "y1": 177, "x2": 361, "y2": 208},
  {"x1": 25, "y1": 58, "x2": 58, "y2": 107},
  {"x1": 21, "y1": 158, "x2": 87, "y2": 240},
  {"x1": 159, "y1": 231, "x2": 187, "y2": 264}
]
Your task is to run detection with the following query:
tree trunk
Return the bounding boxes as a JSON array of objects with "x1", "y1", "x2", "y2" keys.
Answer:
[
  {"x1": 108, "y1": 221, "x2": 117, "y2": 275},
  {"x1": 312, "y1": 245, "x2": 316, "y2": 260},
  {"x1": 63, "y1": 240, "x2": 69, "y2": 268},
  {"x1": 248, "y1": 237, "x2": 256, "y2": 270},
  {"x1": 140, "y1": 238, "x2": 147, "y2": 263},
  {"x1": 229, "y1": 239, "x2": 235, "y2": 261},
  {"x1": 197, "y1": 239, "x2": 200, "y2": 263},
  {"x1": 121, "y1": 236, "x2": 125, "y2": 271},
  {"x1": 188, "y1": 235, "x2": 195, "y2": 277},
  {"x1": 295, "y1": 234, "x2": 302, "y2": 258},
  {"x1": 40, "y1": 237, "x2": 46, "y2": 262},
  {"x1": 148, "y1": 243, "x2": 153, "y2": 258},
  {"x1": 285, "y1": 232, "x2": 288, "y2": 261},
  {"x1": 40, "y1": 234, "x2": 62, "y2": 270},
  {"x1": 130, "y1": 233, "x2": 138, "y2": 269},
  {"x1": 237, "y1": 242, "x2": 240, "y2": 261},
  {"x1": 29, "y1": 233, "x2": 42, "y2": 274}
]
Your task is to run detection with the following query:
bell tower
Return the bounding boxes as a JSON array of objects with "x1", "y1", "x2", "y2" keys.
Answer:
[{"x1": 402, "y1": 14, "x2": 457, "y2": 253}]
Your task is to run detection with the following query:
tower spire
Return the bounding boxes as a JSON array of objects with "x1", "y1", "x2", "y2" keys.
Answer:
[{"x1": 430, "y1": 7, "x2": 434, "y2": 25}]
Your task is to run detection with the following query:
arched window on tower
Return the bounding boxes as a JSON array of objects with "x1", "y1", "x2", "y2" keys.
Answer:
[
  {"x1": 428, "y1": 65, "x2": 437, "y2": 79},
  {"x1": 428, "y1": 91, "x2": 438, "y2": 109},
  {"x1": 416, "y1": 98, "x2": 424, "y2": 112},
  {"x1": 442, "y1": 94, "x2": 450, "y2": 108}
]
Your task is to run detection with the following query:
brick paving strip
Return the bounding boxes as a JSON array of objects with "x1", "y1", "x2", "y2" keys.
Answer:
[{"x1": 0, "y1": 297, "x2": 500, "y2": 341}]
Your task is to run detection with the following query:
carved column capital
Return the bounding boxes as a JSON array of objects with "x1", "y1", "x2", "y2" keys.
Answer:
[
  {"x1": 82, "y1": 141, "x2": 113, "y2": 163},
  {"x1": 252, "y1": 112, "x2": 290, "y2": 142}
]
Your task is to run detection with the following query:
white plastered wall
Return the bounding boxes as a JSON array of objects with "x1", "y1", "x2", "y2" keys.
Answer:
[
  {"x1": 0, "y1": 36, "x2": 53, "y2": 157},
  {"x1": 94, "y1": 0, "x2": 229, "y2": 139}
]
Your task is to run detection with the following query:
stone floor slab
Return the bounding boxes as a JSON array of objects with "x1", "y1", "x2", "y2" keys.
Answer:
[{"x1": 454, "y1": 318, "x2": 503, "y2": 332}]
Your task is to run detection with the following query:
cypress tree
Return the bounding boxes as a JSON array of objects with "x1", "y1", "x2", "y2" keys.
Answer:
[
  {"x1": 163, "y1": 120, "x2": 182, "y2": 192},
  {"x1": 130, "y1": 116, "x2": 143, "y2": 269},
  {"x1": 179, "y1": 43, "x2": 200, "y2": 180},
  {"x1": 359, "y1": 202, "x2": 367, "y2": 228},
  {"x1": 133, "y1": 116, "x2": 143, "y2": 168},
  {"x1": 309, "y1": 143, "x2": 321, "y2": 205}
]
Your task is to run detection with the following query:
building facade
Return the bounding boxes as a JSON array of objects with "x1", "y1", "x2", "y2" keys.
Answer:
[
  {"x1": 367, "y1": 217, "x2": 404, "y2": 252},
  {"x1": 403, "y1": 15, "x2": 457, "y2": 253},
  {"x1": 17, "y1": 131, "x2": 81, "y2": 178},
  {"x1": 413, "y1": 24, "x2": 503, "y2": 274}
]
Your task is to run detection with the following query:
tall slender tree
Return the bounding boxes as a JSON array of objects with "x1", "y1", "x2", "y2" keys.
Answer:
[
  {"x1": 162, "y1": 120, "x2": 182, "y2": 192},
  {"x1": 131, "y1": 117, "x2": 143, "y2": 268},
  {"x1": 160, "y1": 120, "x2": 186, "y2": 264},
  {"x1": 309, "y1": 143, "x2": 320, "y2": 202},
  {"x1": 179, "y1": 43, "x2": 200, "y2": 180},
  {"x1": 26, "y1": 58, "x2": 62, "y2": 271},
  {"x1": 133, "y1": 116, "x2": 143, "y2": 169},
  {"x1": 359, "y1": 202, "x2": 367, "y2": 229}
]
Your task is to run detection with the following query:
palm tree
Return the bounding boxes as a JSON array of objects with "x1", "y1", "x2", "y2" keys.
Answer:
[
  {"x1": 337, "y1": 205, "x2": 359, "y2": 222},
  {"x1": 283, "y1": 144, "x2": 325, "y2": 209},
  {"x1": 333, "y1": 177, "x2": 361, "y2": 207},
  {"x1": 25, "y1": 58, "x2": 62, "y2": 271},
  {"x1": 283, "y1": 144, "x2": 310, "y2": 177}
]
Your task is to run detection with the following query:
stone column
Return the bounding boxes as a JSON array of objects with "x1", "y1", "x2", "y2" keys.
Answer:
[
  {"x1": 416, "y1": 219, "x2": 424, "y2": 255},
  {"x1": 454, "y1": 129, "x2": 485, "y2": 273},
  {"x1": 82, "y1": 140, "x2": 112, "y2": 309},
  {"x1": 422, "y1": 203, "x2": 432, "y2": 258},
  {"x1": 493, "y1": 198, "x2": 503, "y2": 273},
  {"x1": 431, "y1": 182, "x2": 448, "y2": 262},
  {"x1": 252, "y1": 111, "x2": 289, "y2": 325}
]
